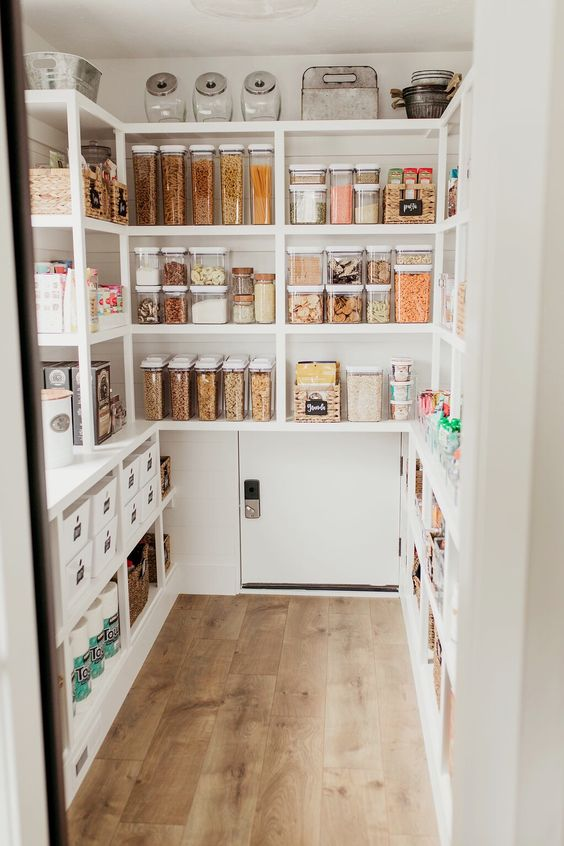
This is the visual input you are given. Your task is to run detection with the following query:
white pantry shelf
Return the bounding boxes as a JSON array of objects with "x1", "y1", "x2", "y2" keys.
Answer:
[
  {"x1": 32, "y1": 214, "x2": 126, "y2": 235},
  {"x1": 411, "y1": 423, "x2": 460, "y2": 547},
  {"x1": 128, "y1": 224, "x2": 275, "y2": 237},
  {"x1": 38, "y1": 324, "x2": 129, "y2": 347},
  {"x1": 131, "y1": 323, "x2": 276, "y2": 336},
  {"x1": 285, "y1": 223, "x2": 439, "y2": 236},
  {"x1": 57, "y1": 552, "x2": 124, "y2": 647},
  {"x1": 285, "y1": 322, "x2": 434, "y2": 336}
]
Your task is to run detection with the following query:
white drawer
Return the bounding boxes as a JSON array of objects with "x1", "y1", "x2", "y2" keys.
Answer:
[
  {"x1": 123, "y1": 491, "x2": 142, "y2": 539},
  {"x1": 65, "y1": 541, "x2": 92, "y2": 607},
  {"x1": 92, "y1": 516, "x2": 118, "y2": 578},
  {"x1": 136, "y1": 442, "x2": 159, "y2": 487},
  {"x1": 140, "y1": 478, "x2": 158, "y2": 523},
  {"x1": 88, "y1": 476, "x2": 117, "y2": 536},
  {"x1": 61, "y1": 498, "x2": 90, "y2": 565},
  {"x1": 121, "y1": 455, "x2": 140, "y2": 505}
]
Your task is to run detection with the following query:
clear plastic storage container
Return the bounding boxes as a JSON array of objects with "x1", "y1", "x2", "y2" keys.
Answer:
[
  {"x1": 134, "y1": 247, "x2": 160, "y2": 286},
  {"x1": 288, "y1": 164, "x2": 327, "y2": 185},
  {"x1": 287, "y1": 286, "x2": 324, "y2": 324},
  {"x1": 136, "y1": 286, "x2": 161, "y2": 324},
  {"x1": 326, "y1": 284, "x2": 363, "y2": 324},
  {"x1": 145, "y1": 73, "x2": 186, "y2": 123},
  {"x1": 249, "y1": 357, "x2": 275, "y2": 421},
  {"x1": 395, "y1": 244, "x2": 434, "y2": 265},
  {"x1": 394, "y1": 265, "x2": 432, "y2": 323},
  {"x1": 168, "y1": 354, "x2": 196, "y2": 421},
  {"x1": 192, "y1": 72, "x2": 232, "y2": 122},
  {"x1": 287, "y1": 247, "x2": 324, "y2": 285},
  {"x1": 163, "y1": 286, "x2": 188, "y2": 324},
  {"x1": 223, "y1": 356, "x2": 249, "y2": 421},
  {"x1": 232, "y1": 295, "x2": 255, "y2": 324},
  {"x1": 190, "y1": 286, "x2": 228, "y2": 324},
  {"x1": 353, "y1": 184, "x2": 380, "y2": 224},
  {"x1": 160, "y1": 145, "x2": 186, "y2": 225},
  {"x1": 289, "y1": 185, "x2": 327, "y2": 225},
  {"x1": 389, "y1": 380, "x2": 414, "y2": 402},
  {"x1": 249, "y1": 144, "x2": 273, "y2": 225},
  {"x1": 354, "y1": 163, "x2": 381, "y2": 184},
  {"x1": 161, "y1": 247, "x2": 187, "y2": 286},
  {"x1": 140, "y1": 355, "x2": 169, "y2": 420},
  {"x1": 366, "y1": 285, "x2": 391, "y2": 323},
  {"x1": 189, "y1": 247, "x2": 228, "y2": 285},
  {"x1": 346, "y1": 366, "x2": 383, "y2": 422},
  {"x1": 390, "y1": 357, "x2": 414, "y2": 382},
  {"x1": 195, "y1": 355, "x2": 223, "y2": 421},
  {"x1": 390, "y1": 400, "x2": 412, "y2": 421},
  {"x1": 231, "y1": 267, "x2": 254, "y2": 296},
  {"x1": 254, "y1": 274, "x2": 275, "y2": 323},
  {"x1": 132, "y1": 145, "x2": 158, "y2": 225},
  {"x1": 366, "y1": 246, "x2": 392, "y2": 285},
  {"x1": 189, "y1": 145, "x2": 215, "y2": 225},
  {"x1": 241, "y1": 71, "x2": 281, "y2": 121},
  {"x1": 441, "y1": 273, "x2": 455, "y2": 328},
  {"x1": 326, "y1": 246, "x2": 363, "y2": 285},
  {"x1": 329, "y1": 164, "x2": 353, "y2": 225},
  {"x1": 219, "y1": 144, "x2": 244, "y2": 225}
]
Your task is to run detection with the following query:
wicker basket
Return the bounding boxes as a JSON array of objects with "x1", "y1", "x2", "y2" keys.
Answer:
[
  {"x1": 144, "y1": 532, "x2": 171, "y2": 583},
  {"x1": 83, "y1": 166, "x2": 109, "y2": 220},
  {"x1": 160, "y1": 455, "x2": 171, "y2": 499},
  {"x1": 456, "y1": 281, "x2": 466, "y2": 338},
  {"x1": 128, "y1": 542, "x2": 149, "y2": 626},
  {"x1": 109, "y1": 180, "x2": 129, "y2": 225},
  {"x1": 164, "y1": 533, "x2": 171, "y2": 573},
  {"x1": 433, "y1": 636, "x2": 442, "y2": 706},
  {"x1": 29, "y1": 168, "x2": 72, "y2": 215},
  {"x1": 383, "y1": 183, "x2": 436, "y2": 224},
  {"x1": 413, "y1": 574, "x2": 421, "y2": 603},
  {"x1": 294, "y1": 383, "x2": 340, "y2": 423},
  {"x1": 428, "y1": 608, "x2": 436, "y2": 650},
  {"x1": 415, "y1": 459, "x2": 423, "y2": 500}
]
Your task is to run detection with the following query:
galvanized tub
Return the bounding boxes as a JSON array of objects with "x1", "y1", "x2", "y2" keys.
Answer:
[
  {"x1": 301, "y1": 66, "x2": 378, "y2": 121},
  {"x1": 24, "y1": 52, "x2": 102, "y2": 103}
]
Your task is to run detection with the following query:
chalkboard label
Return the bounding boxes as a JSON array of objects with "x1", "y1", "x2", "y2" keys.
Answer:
[
  {"x1": 399, "y1": 199, "x2": 423, "y2": 217},
  {"x1": 118, "y1": 190, "x2": 127, "y2": 217},
  {"x1": 305, "y1": 399, "x2": 328, "y2": 416},
  {"x1": 90, "y1": 187, "x2": 101, "y2": 210}
]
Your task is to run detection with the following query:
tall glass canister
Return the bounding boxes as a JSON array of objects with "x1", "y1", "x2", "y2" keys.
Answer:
[
  {"x1": 219, "y1": 144, "x2": 244, "y2": 225},
  {"x1": 189, "y1": 144, "x2": 215, "y2": 225},
  {"x1": 132, "y1": 145, "x2": 159, "y2": 225},
  {"x1": 248, "y1": 144, "x2": 273, "y2": 225},
  {"x1": 160, "y1": 145, "x2": 187, "y2": 225}
]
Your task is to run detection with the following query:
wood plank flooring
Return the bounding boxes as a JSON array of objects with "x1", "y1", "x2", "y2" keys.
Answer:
[{"x1": 68, "y1": 595, "x2": 439, "y2": 846}]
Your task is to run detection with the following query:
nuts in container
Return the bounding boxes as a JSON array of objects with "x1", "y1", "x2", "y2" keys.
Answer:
[
  {"x1": 136, "y1": 286, "x2": 161, "y2": 324},
  {"x1": 326, "y1": 284, "x2": 363, "y2": 324},
  {"x1": 161, "y1": 248, "x2": 188, "y2": 286},
  {"x1": 346, "y1": 366, "x2": 383, "y2": 422},
  {"x1": 189, "y1": 247, "x2": 228, "y2": 285},
  {"x1": 140, "y1": 355, "x2": 170, "y2": 421},
  {"x1": 223, "y1": 356, "x2": 249, "y2": 422},
  {"x1": 249, "y1": 357, "x2": 275, "y2": 421},
  {"x1": 168, "y1": 355, "x2": 196, "y2": 421},
  {"x1": 326, "y1": 246, "x2": 363, "y2": 285},
  {"x1": 195, "y1": 355, "x2": 223, "y2": 421},
  {"x1": 287, "y1": 286, "x2": 324, "y2": 324},
  {"x1": 163, "y1": 286, "x2": 188, "y2": 324}
]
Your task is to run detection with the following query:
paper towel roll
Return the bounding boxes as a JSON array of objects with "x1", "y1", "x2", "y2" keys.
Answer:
[
  {"x1": 70, "y1": 617, "x2": 91, "y2": 704},
  {"x1": 99, "y1": 581, "x2": 120, "y2": 659},
  {"x1": 86, "y1": 598, "x2": 105, "y2": 680}
]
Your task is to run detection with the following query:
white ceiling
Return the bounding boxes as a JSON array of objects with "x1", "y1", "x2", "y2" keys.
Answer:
[{"x1": 22, "y1": 0, "x2": 473, "y2": 59}]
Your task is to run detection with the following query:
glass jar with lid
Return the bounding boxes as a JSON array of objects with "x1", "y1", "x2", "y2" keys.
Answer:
[
  {"x1": 249, "y1": 144, "x2": 273, "y2": 225},
  {"x1": 136, "y1": 287, "x2": 161, "y2": 324},
  {"x1": 193, "y1": 72, "x2": 232, "y2": 122},
  {"x1": 394, "y1": 265, "x2": 432, "y2": 323},
  {"x1": 353, "y1": 184, "x2": 380, "y2": 224},
  {"x1": 168, "y1": 354, "x2": 196, "y2": 421},
  {"x1": 287, "y1": 247, "x2": 324, "y2": 285},
  {"x1": 441, "y1": 273, "x2": 455, "y2": 328},
  {"x1": 289, "y1": 185, "x2": 327, "y2": 224},
  {"x1": 326, "y1": 246, "x2": 364, "y2": 285},
  {"x1": 287, "y1": 286, "x2": 324, "y2": 324},
  {"x1": 223, "y1": 356, "x2": 249, "y2": 422},
  {"x1": 326, "y1": 284, "x2": 363, "y2": 324},
  {"x1": 140, "y1": 355, "x2": 170, "y2": 420},
  {"x1": 241, "y1": 71, "x2": 281, "y2": 121},
  {"x1": 329, "y1": 164, "x2": 354, "y2": 225},
  {"x1": 195, "y1": 355, "x2": 224, "y2": 421},
  {"x1": 163, "y1": 286, "x2": 188, "y2": 324},
  {"x1": 160, "y1": 145, "x2": 187, "y2": 225},
  {"x1": 134, "y1": 247, "x2": 161, "y2": 286},
  {"x1": 366, "y1": 285, "x2": 391, "y2": 323},
  {"x1": 190, "y1": 286, "x2": 229, "y2": 324},
  {"x1": 145, "y1": 73, "x2": 186, "y2": 123},
  {"x1": 249, "y1": 357, "x2": 276, "y2": 421},
  {"x1": 231, "y1": 267, "x2": 254, "y2": 296},
  {"x1": 81, "y1": 141, "x2": 112, "y2": 168},
  {"x1": 219, "y1": 144, "x2": 244, "y2": 225},
  {"x1": 161, "y1": 247, "x2": 187, "y2": 286},
  {"x1": 232, "y1": 295, "x2": 255, "y2": 324},
  {"x1": 395, "y1": 244, "x2": 434, "y2": 265},
  {"x1": 254, "y1": 274, "x2": 275, "y2": 323},
  {"x1": 346, "y1": 366, "x2": 383, "y2": 422},
  {"x1": 288, "y1": 164, "x2": 327, "y2": 185},
  {"x1": 189, "y1": 145, "x2": 215, "y2": 225},
  {"x1": 189, "y1": 247, "x2": 228, "y2": 285},
  {"x1": 366, "y1": 246, "x2": 392, "y2": 284},
  {"x1": 132, "y1": 145, "x2": 159, "y2": 225},
  {"x1": 354, "y1": 163, "x2": 381, "y2": 184}
]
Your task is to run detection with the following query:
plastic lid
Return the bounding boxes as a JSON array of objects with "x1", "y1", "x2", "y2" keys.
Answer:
[
  {"x1": 326, "y1": 284, "x2": 363, "y2": 293},
  {"x1": 160, "y1": 247, "x2": 187, "y2": 254},
  {"x1": 288, "y1": 184, "x2": 327, "y2": 192},
  {"x1": 162, "y1": 285, "x2": 187, "y2": 293},
  {"x1": 326, "y1": 245, "x2": 363, "y2": 252},
  {"x1": 345, "y1": 365, "x2": 383, "y2": 374},
  {"x1": 136, "y1": 285, "x2": 161, "y2": 292},
  {"x1": 190, "y1": 285, "x2": 228, "y2": 294},
  {"x1": 168, "y1": 354, "x2": 196, "y2": 370},
  {"x1": 353, "y1": 183, "x2": 380, "y2": 190},
  {"x1": 232, "y1": 267, "x2": 253, "y2": 274},
  {"x1": 195, "y1": 354, "x2": 224, "y2": 370},
  {"x1": 248, "y1": 144, "x2": 274, "y2": 153},
  {"x1": 219, "y1": 144, "x2": 245, "y2": 152},
  {"x1": 140, "y1": 354, "x2": 170, "y2": 368},
  {"x1": 159, "y1": 145, "x2": 187, "y2": 154},
  {"x1": 255, "y1": 273, "x2": 275, "y2": 281},
  {"x1": 41, "y1": 387, "x2": 72, "y2": 401},
  {"x1": 287, "y1": 246, "x2": 323, "y2": 254},
  {"x1": 354, "y1": 163, "x2": 381, "y2": 170},
  {"x1": 366, "y1": 245, "x2": 392, "y2": 252},
  {"x1": 287, "y1": 285, "x2": 324, "y2": 293},
  {"x1": 328, "y1": 163, "x2": 354, "y2": 171},
  {"x1": 288, "y1": 163, "x2": 327, "y2": 171},
  {"x1": 366, "y1": 284, "x2": 391, "y2": 292},
  {"x1": 395, "y1": 244, "x2": 434, "y2": 252},
  {"x1": 195, "y1": 71, "x2": 227, "y2": 97},
  {"x1": 134, "y1": 246, "x2": 160, "y2": 254},
  {"x1": 249, "y1": 356, "x2": 275, "y2": 372},
  {"x1": 389, "y1": 380, "x2": 414, "y2": 387},
  {"x1": 223, "y1": 355, "x2": 249, "y2": 371},
  {"x1": 391, "y1": 357, "x2": 414, "y2": 365},
  {"x1": 132, "y1": 145, "x2": 159, "y2": 154},
  {"x1": 394, "y1": 264, "x2": 433, "y2": 272},
  {"x1": 189, "y1": 144, "x2": 215, "y2": 153},
  {"x1": 188, "y1": 246, "x2": 228, "y2": 255}
]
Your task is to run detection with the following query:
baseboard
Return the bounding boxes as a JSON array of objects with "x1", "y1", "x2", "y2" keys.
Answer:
[{"x1": 174, "y1": 562, "x2": 240, "y2": 595}]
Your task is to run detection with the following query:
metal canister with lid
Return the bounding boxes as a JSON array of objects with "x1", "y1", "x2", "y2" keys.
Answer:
[
  {"x1": 144, "y1": 72, "x2": 186, "y2": 122},
  {"x1": 193, "y1": 72, "x2": 233, "y2": 122}
]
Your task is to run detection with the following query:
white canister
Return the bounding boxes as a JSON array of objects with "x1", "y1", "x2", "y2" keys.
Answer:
[
  {"x1": 41, "y1": 388, "x2": 73, "y2": 469},
  {"x1": 86, "y1": 598, "x2": 105, "y2": 681},
  {"x1": 99, "y1": 581, "x2": 121, "y2": 659}
]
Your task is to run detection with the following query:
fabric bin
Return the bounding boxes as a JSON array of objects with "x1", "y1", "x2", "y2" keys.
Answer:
[
  {"x1": 140, "y1": 478, "x2": 158, "y2": 522},
  {"x1": 88, "y1": 475, "x2": 117, "y2": 535},
  {"x1": 121, "y1": 455, "x2": 140, "y2": 504},
  {"x1": 123, "y1": 491, "x2": 142, "y2": 540},
  {"x1": 136, "y1": 442, "x2": 159, "y2": 487},
  {"x1": 65, "y1": 540, "x2": 92, "y2": 607},
  {"x1": 61, "y1": 498, "x2": 90, "y2": 564},
  {"x1": 92, "y1": 515, "x2": 118, "y2": 577}
]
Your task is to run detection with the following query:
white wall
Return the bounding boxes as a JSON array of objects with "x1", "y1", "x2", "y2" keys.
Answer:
[{"x1": 21, "y1": 22, "x2": 56, "y2": 53}]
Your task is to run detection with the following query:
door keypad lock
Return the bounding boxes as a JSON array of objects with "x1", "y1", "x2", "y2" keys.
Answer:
[{"x1": 244, "y1": 479, "x2": 260, "y2": 519}]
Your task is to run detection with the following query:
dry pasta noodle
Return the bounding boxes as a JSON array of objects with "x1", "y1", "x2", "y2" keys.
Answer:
[{"x1": 250, "y1": 163, "x2": 272, "y2": 225}]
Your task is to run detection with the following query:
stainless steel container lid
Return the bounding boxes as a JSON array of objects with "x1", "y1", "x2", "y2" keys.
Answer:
[
  {"x1": 195, "y1": 72, "x2": 228, "y2": 96},
  {"x1": 146, "y1": 72, "x2": 178, "y2": 97},
  {"x1": 244, "y1": 71, "x2": 277, "y2": 95}
]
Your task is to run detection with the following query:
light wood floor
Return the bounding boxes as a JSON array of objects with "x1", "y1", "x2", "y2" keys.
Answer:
[{"x1": 68, "y1": 595, "x2": 439, "y2": 846}]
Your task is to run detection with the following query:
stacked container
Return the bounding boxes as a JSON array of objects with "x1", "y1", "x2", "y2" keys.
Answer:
[
  {"x1": 394, "y1": 244, "x2": 433, "y2": 324},
  {"x1": 219, "y1": 144, "x2": 244, "y2": 224},
  {"x1": 189, "y1": 246, "x2": 229, "y2": 323},
  {"x1": 189, "y1": 145, "x2": 215, "y2": 225}
]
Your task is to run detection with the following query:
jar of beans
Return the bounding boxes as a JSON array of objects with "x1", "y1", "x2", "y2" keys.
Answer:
[
  {"x1": 160, "y1": 145, "x2": 187, "y2": 225},
  {"x1": 288, "y1": 164, "x2": 327, "y2": 185},
  {"x1": 163, "y1": 286, "x2": 188, "y2": 324},
  {"x1": 132, "y1": 145, "x2": 159, "y2": 225},
  {"x1": 140, "y1": 355, "x2": 170, "y2": 420},
  {"x1": 168, "y1": 354, "x2": 196, "y2": 421},
  {"x1": 161, "y1": 247, "x2": 188, "y2": 286},
  {"x1": 366, "y1": 285, "x2": 391, "y2": 323},
  {"x1": 189, "y1": 144, "x2": 215, "y2": 225},
  {"x1": 136, "y1": 286, "x2": 161, "y2": 324},
  {"x1": 353, "y1": 184, "x2": 380, "y2": 224},
  {"x1": 329, "y1": 164, "x2": 353, "y2": 224},
  {"x1": 394, "y1": 265, "x2": 432, "y2": 323},
  {"x1": 219, "y1": 144, "x2": 244, "y2": 224}
]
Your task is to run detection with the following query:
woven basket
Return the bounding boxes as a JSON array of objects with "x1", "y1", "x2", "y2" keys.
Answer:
[
  {"x1": 383, "y1": 183, "x2": 436, "y2": 224},
  {"x1": 164, "y1": 533, "x2": 171, "y2": 573},
  {"x1": 160, "y1": 455, "x2": 171, "y2": 499},
  {"x1": 294, "y1": 383, "x2": 340, "y2": 423},
  {"x1": 428, "y1": 608, "x2": 436, "y2": 650},
  {"x1": 29, "y1": 168, "x2": 72, "y2": 215},
  {"x1": 128, "y1": 542, "x2": 149, "y2": 626},
  {"x1": 144, "y1": 532, "x2": 171, "y2": 583},
  {"x1": 456, "y1": 282, "x2": 466, "y2": 338},
  {"x1": 413, "y1": 574, "x2": 421, "y2": 604},
  {"x1": 415, "y1": 459, "x2": 423, "y2": 500},
  {"x1": 109, "y1": 180, "x2": 129, "y2": 224},
  {"x1": 83, "y1": 166, "x2": 109, "y2": 220},
  {"x1": 433, "y1": 636, "x2": 442, "y2": 706}
]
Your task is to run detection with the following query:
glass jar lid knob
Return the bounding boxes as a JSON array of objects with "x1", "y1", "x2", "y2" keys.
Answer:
[
  {"x1": 195, "y1": 72, "x2": 228, "y2": 96},
  {"x1": 244, "y1": 70, "x2": 277, "y2": 94},
  {"x1": 146, "y1": 72, "x2": 178, "y2": 97}
]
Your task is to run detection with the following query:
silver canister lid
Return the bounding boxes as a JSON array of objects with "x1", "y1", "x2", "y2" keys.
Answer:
[
  {"x1": 195, "y1": 72, "x2": 228, "y2": 96},
  {"x1": 244, "y1": 71, "x2": 277, "y2": 95},
  {"x1": 146, "y1": 72, "x2": 178, "y2": 97}
]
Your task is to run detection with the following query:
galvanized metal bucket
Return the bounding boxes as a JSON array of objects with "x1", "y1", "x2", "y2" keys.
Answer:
[{"x1": 24, "y1": 52, "x2": 101, "y2": 102}]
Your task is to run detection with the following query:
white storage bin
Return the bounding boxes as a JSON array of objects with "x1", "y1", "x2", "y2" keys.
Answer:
[
  {"x1": 61, "y1": 498, "x2": 90, "y2": 565},
  {"x1": 92, "y1": 515, "x2": 118, "y2": 577},
  {"x1": 123, "y1": 491, "x2": 142, "y2": 539},
  {"x1": 88, "y1": 476, "x2": 117, "y2": 535},
  {"x1": 140, "y1": 478, "x2": 158, "y2": 522},
  {"x1": 135, "y1": 442, "x2": 159, "y2": 487},
  {"x1": 65, "y1": 540, "x2": 92, "y2": 607},
  {"x1": 121, "y1": 455, "x2": 140, "y2": 504}
]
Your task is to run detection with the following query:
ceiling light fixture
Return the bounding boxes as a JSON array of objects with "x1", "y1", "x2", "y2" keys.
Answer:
[{"x1": 191, "y1": 0, "x2": 317, "y2": 20}]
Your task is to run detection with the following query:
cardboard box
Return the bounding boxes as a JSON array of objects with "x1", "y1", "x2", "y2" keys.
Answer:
[{"x1": 71, "y1": 361, "x2": 112, "y2": 446}]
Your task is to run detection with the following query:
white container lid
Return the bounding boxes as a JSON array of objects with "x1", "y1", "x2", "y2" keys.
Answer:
[
  {"x1": 326, "y1": 284, "x2": 363, "y2": 293},
  {"x1": 189, "y1": 144, "x2": 215, "y2": 152},
  {"x1": 135, "y1": 285, "x2": 161, "y2": 292},
  {"x1": 140, "y1": 354, "x2": 170, "y2": 368},
  {"x1": 195, "y1": 354, "x2": 224, "y2": 370},
  {"x1": 354, "y1": 162, "x2": 381, "y2": 170},
  {"x1": 219, "y1": 143, "x2": 245, "y2": 152},
  {"x1": 248, "y1": 143, "x2": 274, "y2": 153},
  {"x1": 391, "y1": 357, "x2": 414, "y2": 366},
  {"x1": 162, "y1": 285, "x2": 188, "y2": 292},
  {"x1": 190, "y1": 285, "x2": 228, "y2": 294},
  {"x1": 326, "y1": 246, "x2": 363, "y2": 253},
  {"x1": 288, "y1": 163, "x2": 327, "y2": 171},
  {"x1": 328, "y1": 163, "x2": 354, "y2": 171},
  {"x1": 289, "y1": 184, "x2": 327, "y2": 192},
  {"x1": 389, "y1": 379, "x2": 414, "y2": 387},
  {"x1": 366, "y1": 284, "x2": 391, "y2": 292},
  {"x1": 353, "y1": 183, "x2": 380, "y2": 190},
  {"x1": 223, "y1": 355, "x2": 250, "y2": 371},
  {"x1": 134, "y1": 246, "x2": 160, "y2": 254},
  {"x1": 168, "y1": 354, "x2": 196, "y2": 370},
  {"x1": 249, "y1": 356, "x2": 275, "y2": 372},
  {"x1": 287, "y1": 285, "x2": 324, "y2": 293},
  {"x1": 366, "y1": 245, "x2": 392, "y2": 252},
  {"x1": 132, "y1": 145, "x2": 159, "y2": 154},
  {"x1": 395, "y1": 244, "x2": 434, "y2": 252},
  {"x1": 159, "y1": 144, "x2": 187, "y2": 153},
  {"x1": 287, "y1": 246, "x2": 324, "y2": 254},
  {"x1": 346, "y1": 365, "x2": 383, "y2": 373},
  {"x1": 188, "y1": 246, "x2": 228, "y2": 255},
  {"x1": 394, "y1": 264, "x2": 433, "y2": 272},
  {"x1": 390, "y1": 399, "x2": 413, "y2": 405},
  {"x1": 160, "y1": 247, "x2": 187, "y2": 255}
]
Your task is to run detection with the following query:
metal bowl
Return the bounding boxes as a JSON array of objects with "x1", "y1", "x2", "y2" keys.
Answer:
[
  {"x1": 411, "y1": 69, "x2": 454, "y2": 87},
  {"x1": 402, "y1": 85, "x2": 450, "y2": 119},
  {"x1": 24, "y1": 52, "x2": 102, "y2": 103}
]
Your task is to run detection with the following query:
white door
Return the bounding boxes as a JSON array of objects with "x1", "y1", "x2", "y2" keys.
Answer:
[{"x1": 240, "y1": 432, "x2": 401, "y2": 588}]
